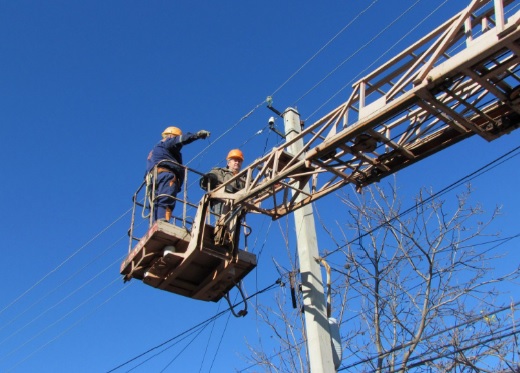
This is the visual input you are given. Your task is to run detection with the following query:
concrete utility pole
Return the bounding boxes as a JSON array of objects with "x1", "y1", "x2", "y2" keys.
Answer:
[{"x1": 283, "y1": 108, "x2": 335, "y2": 372}]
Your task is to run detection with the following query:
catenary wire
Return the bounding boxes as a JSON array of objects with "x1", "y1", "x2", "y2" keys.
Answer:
[
  {"x1": 330, "y1": 231, "x2": 520, "y2": 328},
  {"x1": 5, "y1": 276, "x2": 128, "y2": 372},
  {"x1": 185, "y1": 100, "x2": 267, "y2": 168},
  {"x1": 330, "y1": 232, "x2": 520, "y2": 368},
  {"x1": 0, "y1": 222, "x2": 134, "y2": 365},
  {"x1": 194, "y1": 5, "x2": 520, "y2": 366},
  {"x1": 200, "y1": 289, "x2": 241, "y2": 373},
  {"x1": 337, "y1": 302, "x2": 520, "y2": 370},
  {"x1": 322, "y1": 230, "x2": 520, "y2": 335},
  {"x1": 328, "y1": 231, "x2": 520, "y2": 278},
  {"x1": 306, "y1": 4, "x2": 520, "y2": 125},
  {"x1": 0, "y1": 254, "x2": 126, "y2": 349},
  {"x1": 125, "y1": 292, "x2": 235, "y2": 373},
  {"x1": 320, "y1": 144, "x2": 520, "y2": 259},
  {"x1": 196, "y1": 301, "x2": 222, "y2": 373},
  {"x1": 105, "y1": 279, "x2": 282, "y2": 372},
  {"x1": 233, "y1": 295, "x2": 519, "y2": 372},
  {"x1": 258, "y1": 150, "x2": 520, "y2": 371},
  {"x1": 203, "y1": 299, "x2": 235, "y2": 373},
  {"x1": 5, "y1": 2, "x2": 513, "y2": 371},
  {"x1": 293, "y1": 0, "x2": 429, "y2": 108},
  {"x1": 159, "y1": 320, "x2": 213, "y2": 373},
  {"x1": 402, "y1": 326, "x2": 519, "y2": 371},
  {"x1": 346, "y1": 323, "x2": 520, "y2": 372},
  {"x1": 7, "y1": 1, "x2": 468, "y2": 319},
  {"x1": 187, "y1": 0, "x2": 420, "y2": 165},
  {"x1": 0, "y1": 207, "x2": 132, "y2": 318},
  {"x1": 291, "y1": 134, "x2": 520, "y2": 275},
  {"x1": 126, "y1": 2, "x2": 520, "y2": 370},
  {"x1": 179, "y1": 0, "x2": 451, "y2": 198},
  {"x1": 303, "y1": 0, "x2": 452, "y2": 121},
  {"x1": 0, "y1": 275, "x2": 123, "y2": 363},
  {"x1": 0, "y1": 231, "x2": 128, "y2": 337},
  {"x1": 0, "y1": 218, "x2": 148, "y2": 366},
  {"x1": 269, "y1": 0, "x2": 381, "y2": 98},
  {"x1": 124, "y1": 321, "x2": 210, "y2": 372},
  {"x1": 230, "y1": 117, "x2": 520, "y2": 373}
]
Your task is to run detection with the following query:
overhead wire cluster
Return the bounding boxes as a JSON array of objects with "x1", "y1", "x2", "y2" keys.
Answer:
[
  {"x1": 105, "y1": 280, "x2": 282, "y2": 372},
  {"x1": 2, "y1": 0, "x2": 519, "y2": 371},
  {"x1": 338, "y1": 301, "x2": 520, "y2": 371}
]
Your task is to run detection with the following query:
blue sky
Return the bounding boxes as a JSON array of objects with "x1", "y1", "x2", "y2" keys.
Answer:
[{"x1": 1, "y1": 1, "x2": 519, "y2": 372}]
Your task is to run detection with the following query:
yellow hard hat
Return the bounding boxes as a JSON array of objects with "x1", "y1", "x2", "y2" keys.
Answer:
[
  {"x1": 162, "y1": 126, "x2": 182, "y2": 138},
  {"x1": 227, "y1": 149, "x2": 244, "y2": 161}
]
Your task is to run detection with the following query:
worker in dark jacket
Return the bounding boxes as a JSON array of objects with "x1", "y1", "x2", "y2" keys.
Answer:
[
  {"x1": 200, "y1": 149, "x2": 245, "y2": 216},
  {"x1": 147, "y1": 126, "x2": 210, "y2": 222}
]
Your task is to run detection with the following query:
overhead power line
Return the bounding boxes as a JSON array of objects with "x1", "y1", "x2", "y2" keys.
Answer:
[
  {"x1": 105, "y1": 279, "x2": 282, "y2": 373},
  {"x1": 321, "y1": 144, "x2": 520, "y2": 259},
  {"x1": 295, "y1": 0, "x2": 427, "y2": 109},
  {"x1": 270, "y1": 0, "x2": 381, "y2": 99},
  {"x1": 0, "y1": 208, "x2": 132, "y2": 318},
  {"x1": 5, "y1": 277, "x2": 128, "y2": 373},
  {"x1": 338, "y1": 300, "x2": 520, "y2": 371},
  {"x1": 6, "y1": 3, "x2": 519, "y2": 372}
]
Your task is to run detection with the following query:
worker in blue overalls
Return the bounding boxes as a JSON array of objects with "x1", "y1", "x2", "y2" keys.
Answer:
[{"x1": 146, "y1": 126, "x2": 210, "y2": 222}]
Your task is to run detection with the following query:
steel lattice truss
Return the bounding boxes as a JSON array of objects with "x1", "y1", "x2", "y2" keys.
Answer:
[{"x1": 211, "y1": 0, "x2": 520, "y2": 220}]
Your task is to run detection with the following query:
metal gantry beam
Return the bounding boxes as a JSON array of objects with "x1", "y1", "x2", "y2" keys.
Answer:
[{"x1": 210, "y1": 0, "x2": 520, "y2": 220}]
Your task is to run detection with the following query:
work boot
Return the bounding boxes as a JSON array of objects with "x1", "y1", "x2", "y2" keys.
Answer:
[{"x1": 165, "y1": 208, "x2": 172, "y2": 222}]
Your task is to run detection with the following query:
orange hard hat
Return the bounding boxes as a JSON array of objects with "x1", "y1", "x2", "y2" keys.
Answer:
[
  {"x1": 162, "y1": 126, "x2": 182, "y2": 138},
  {"x1": 227, "y1": 149, "x2": 244, "y2": 161}
]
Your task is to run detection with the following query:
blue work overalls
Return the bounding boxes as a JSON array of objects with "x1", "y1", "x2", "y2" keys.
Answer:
[{"x1": 146, "y1": 132, "x2": 199, "y2": 221}]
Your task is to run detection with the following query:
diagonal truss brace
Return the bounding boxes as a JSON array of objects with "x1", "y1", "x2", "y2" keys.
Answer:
[{"x1": 210, "y1": 0, "x2": 520, "y2": 220}]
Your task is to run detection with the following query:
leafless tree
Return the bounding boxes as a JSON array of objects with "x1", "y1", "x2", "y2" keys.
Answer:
[{"x1": 244, "y1": 184, "x2": 520, "y2": 372}]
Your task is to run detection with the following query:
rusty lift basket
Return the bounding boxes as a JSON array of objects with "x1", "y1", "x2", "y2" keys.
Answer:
[{"x1": 120, "y1": 160, "x2": 257, "y2": 317}]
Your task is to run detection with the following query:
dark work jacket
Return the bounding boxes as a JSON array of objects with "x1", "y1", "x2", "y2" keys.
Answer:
[
  {"x1": 202, "y1": 167, "x2": 246, "y2": 193},
  {"x1": 146, "y1": 132, "x2": 199, "y2": 183}
]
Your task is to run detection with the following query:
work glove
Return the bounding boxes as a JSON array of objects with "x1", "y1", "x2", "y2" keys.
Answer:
[
  {"x1": 200, "y1": 173, "x2": 218, "y2": 190},
  {"x1": 197, "y1": 130, "x2": 211, "y2": 139}
]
